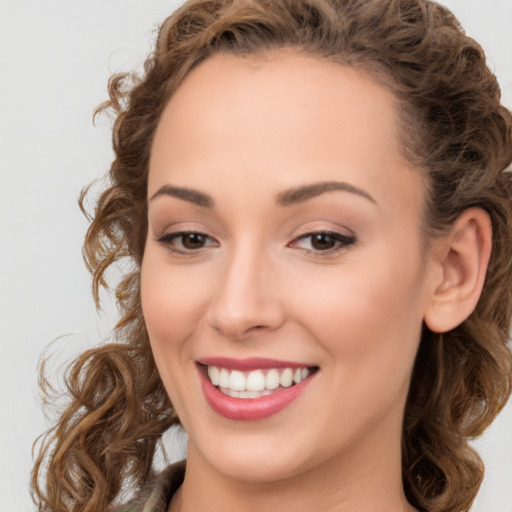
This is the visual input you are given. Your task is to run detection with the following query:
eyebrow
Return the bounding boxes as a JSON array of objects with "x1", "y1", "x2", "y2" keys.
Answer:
[
  {"x1": 149, "y1": 185, "x2": 214, "y2": 207},
  {"x1": 149, "y1": 180, "x2": 376, "y2": 208},
  {"x1": 276, "y1": 181, "x2": 376, "y2": 206}
]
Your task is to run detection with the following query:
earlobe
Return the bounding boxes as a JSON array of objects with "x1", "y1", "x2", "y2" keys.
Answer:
[{"x1": 424, "y1": 208, "x2": 492, "y2": 334}]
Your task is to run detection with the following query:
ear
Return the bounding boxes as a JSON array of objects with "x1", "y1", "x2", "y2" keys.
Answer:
[{"x1": 424, "y1": 208, "x2": 492, "y2": 333}]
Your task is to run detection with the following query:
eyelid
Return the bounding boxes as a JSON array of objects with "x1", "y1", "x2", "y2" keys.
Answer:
[
  {"x1": 153, "y1": 224, "x2": 356, "y2": 258},
  {"x1": 288, "y1": 229, "x2": 356, "y2": 255},
  {"x1": 155, "y1": 230, "x2": 219, "y2": 255}
]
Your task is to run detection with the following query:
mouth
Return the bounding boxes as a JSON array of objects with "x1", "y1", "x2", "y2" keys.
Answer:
[
  {"x1": 196, "y1": 358, "x2": 319, "y2": 420},
  {"x1": 204, "y1": 365, "x2": 315, "y2": 398}
]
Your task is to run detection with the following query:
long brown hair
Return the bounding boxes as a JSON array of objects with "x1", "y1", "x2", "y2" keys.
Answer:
[{"x1": 32, "y1": 1, "x2": 512, "y2": 511}]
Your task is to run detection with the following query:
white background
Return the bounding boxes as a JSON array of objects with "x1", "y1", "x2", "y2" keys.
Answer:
[{"x1": 1, "y1": 1, "x2": 511, "y2": 511}]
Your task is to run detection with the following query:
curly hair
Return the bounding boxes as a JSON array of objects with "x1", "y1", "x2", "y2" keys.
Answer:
[{"x1": 32, "y1": 1, "x2": 512, "y2": 511}]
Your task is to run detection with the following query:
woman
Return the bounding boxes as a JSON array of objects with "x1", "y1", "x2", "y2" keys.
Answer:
[{"x1": 32, "y1": 0, "x2": 512, "y2": 511}]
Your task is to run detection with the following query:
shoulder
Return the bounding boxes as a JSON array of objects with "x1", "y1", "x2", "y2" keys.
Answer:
[{"x1": 114, "y1": 460, "x2": 186, "y2": 512}]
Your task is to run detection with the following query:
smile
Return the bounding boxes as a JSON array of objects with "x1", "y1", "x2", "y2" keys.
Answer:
[
  {"x1": 196, "y1": 358, "x2": 318, "y2": 420},
  {"x1": 207, "y1": 366, "x2": 312, "y2": 398}
]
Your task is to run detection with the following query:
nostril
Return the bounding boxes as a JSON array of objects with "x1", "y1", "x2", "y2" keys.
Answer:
[{"x1": 248, "y1": 325, "x2": 270, "y2": 332}]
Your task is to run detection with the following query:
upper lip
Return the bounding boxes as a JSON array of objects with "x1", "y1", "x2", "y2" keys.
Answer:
[{"x1": 196, "y1": 357, "x2": 317, "y2": 371}]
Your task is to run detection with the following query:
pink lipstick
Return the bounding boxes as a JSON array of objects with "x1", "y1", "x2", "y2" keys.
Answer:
[{"x1": 196, "y1": 358, "x2": 318, "y2": 421}]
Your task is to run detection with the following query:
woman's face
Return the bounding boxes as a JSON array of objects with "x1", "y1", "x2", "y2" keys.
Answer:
[{"x1": 141, "y1": 50, "x2": 436, "y2": 483}]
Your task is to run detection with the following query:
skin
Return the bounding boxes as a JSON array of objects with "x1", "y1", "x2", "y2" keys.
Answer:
[{"x1": 141, "y1": 49, "x2": 441, "y2": 512}]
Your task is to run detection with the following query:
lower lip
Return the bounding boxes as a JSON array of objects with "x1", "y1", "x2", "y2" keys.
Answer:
[{"x1": 198, "y1": 367, "x2": 315, "y2": 421}]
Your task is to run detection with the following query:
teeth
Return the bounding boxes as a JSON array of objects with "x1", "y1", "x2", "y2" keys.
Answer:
[
  {"x1": 239, "y1": 390, "x2": 260, "y2": 398},
  {"x1": 219, "y1": 368, "x2": 230, "y2": 388},
  {"x1": 246, "y1": 370, "x2": 265, "y2": 391},
  {"x1": 266, "y1": 369, "x2": 280, "y2": 390},
  {"x1": 207, "y1": 365, "x2": 314, "y2": 397},
  {"x1": 229, "y1": 370, "x2": 246, "y2": 391},
  {"x1": 280, "y1": 368, "x2": 293, "y2": 387},
  {"x1": 207, "y1": 366, "x2": 220, "y2": 386}
]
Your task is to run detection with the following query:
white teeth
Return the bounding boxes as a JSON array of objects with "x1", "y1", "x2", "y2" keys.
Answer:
[
  {"x1": 208, "y1": 366, "x2": 220, "y2": 386},
  {"x1": 246, "y1": 370, "x2": 266, "y2": 391},
  {"x1": 219, "y1": 368, "x2": 230, "y2": 388},
  {"x1": 207, "y1": 365, "x2": 314, "y2": 397},
  {"x1": 280, "y1": 368, "x2": 293, "y2": 387},
  {"x1": 239, "y1": 390, "x2": 260, "y2": 398},
  {"x1": 229, "y1": 370, "x2": 246, "y2": 391},
  {"x1": 265, "y1": 369, "x2": 280, "y2": 390}
]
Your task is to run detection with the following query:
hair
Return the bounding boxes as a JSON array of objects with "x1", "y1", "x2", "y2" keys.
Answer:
[{"x1": 32, "y1": 1, "x2": 512, "y2": 511}]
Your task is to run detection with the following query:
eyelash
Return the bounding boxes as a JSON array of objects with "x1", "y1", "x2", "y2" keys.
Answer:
[
  {"x1": 155, "y1": 230, "x2": 356, "y2": 257},
  {"x1": 290, "y1": 231, "x2": 356, "y2": 255},
  {"x1": 155, "y1": 231, "x2": 219, "y2": 256}
]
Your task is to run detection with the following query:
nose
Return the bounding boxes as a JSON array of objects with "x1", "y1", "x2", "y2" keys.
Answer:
[{"x1": 207, "y1": 245, "x2": 284, "y2": 340}]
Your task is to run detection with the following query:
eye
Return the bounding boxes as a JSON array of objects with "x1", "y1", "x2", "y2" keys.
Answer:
[
  {"x1": 289, "y1": 231, "x2": 355, "y2": 254},
  {"x1": 156, "y1": 231, "x2": 218, "y2": 254}
]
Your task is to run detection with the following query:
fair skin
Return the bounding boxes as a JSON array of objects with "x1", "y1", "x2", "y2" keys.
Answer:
[{"x1": 141, "y1": 50, "x2": 491, "y2": 512}]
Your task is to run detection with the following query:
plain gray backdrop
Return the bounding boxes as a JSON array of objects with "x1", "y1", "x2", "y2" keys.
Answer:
[{"x1": 1, "y1": 1, "x2": 511, "y2": 510}]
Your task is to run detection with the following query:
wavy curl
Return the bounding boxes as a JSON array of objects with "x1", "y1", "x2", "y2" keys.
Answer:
[{"x1": 32, "y1": 1, "x2": 512, "y2": 511}]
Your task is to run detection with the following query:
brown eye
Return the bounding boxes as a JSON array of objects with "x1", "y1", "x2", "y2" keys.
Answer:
[
  {"x1": 289, "y1": 230, "x2": 356, "y2": 254},
  {"x1": 156, "y1": 231, "x2": 218, "y2": 254},
  {"x1": 181, "y1": 232, "x2": 207, "y2": 249},
  {"x1": 310, "y1": 233, "x2": 338, "y2": 251}
]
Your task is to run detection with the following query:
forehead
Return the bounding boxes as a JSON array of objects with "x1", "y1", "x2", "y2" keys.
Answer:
[
  {"x1": 153, "y1": 50, "x2": 401, "y2": 156},
  {"x1": 149, "y1": 50, "x2": 424, "y2": 220}
]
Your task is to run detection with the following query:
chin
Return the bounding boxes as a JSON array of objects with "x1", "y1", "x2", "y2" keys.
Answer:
[
  {"x1": 199, "y1": 439, "x2": 315, "y2": 483},
  {"x1": 185, "y1": 412, "x2": 343, "y2": 485}
]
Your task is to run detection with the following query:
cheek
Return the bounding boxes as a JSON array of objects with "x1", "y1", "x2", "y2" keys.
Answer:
[
  {"x1": 288, "y1": 253, "x2": 427, "y2": 451},
  {"x1": 140, "y1": 251, "x2": 213, "y2": 347},
  {"x1": 140, "y1": 249, "x2": 215, "y2": 422},
  {"x1": 289, "y1": 246, "x2": 426, "y2": 375}
]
